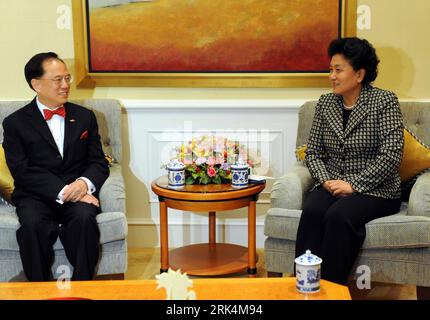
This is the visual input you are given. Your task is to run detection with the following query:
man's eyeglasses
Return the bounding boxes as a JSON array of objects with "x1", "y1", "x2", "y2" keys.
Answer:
[{"x1": 38, "y1": 75, "x2": 73, "y2": 85}]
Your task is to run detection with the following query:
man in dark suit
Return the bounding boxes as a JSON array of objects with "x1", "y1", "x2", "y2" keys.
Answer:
[{"x1": 2, "y1": 52, "x2": 109, "y2": 281}]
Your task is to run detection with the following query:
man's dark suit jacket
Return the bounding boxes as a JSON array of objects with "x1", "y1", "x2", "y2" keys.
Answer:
[{"x1": 2, "y1": 98, "x2": 109, "y2": 205}]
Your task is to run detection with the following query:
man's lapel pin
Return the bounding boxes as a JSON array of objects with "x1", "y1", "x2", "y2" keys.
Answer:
[{"x1": 69, "y1": 119, "x2": 76, "y2": 122}]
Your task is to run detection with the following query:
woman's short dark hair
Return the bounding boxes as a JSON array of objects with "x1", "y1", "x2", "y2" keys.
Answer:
[
  {"x1": 24, "y1": 52, "x2": 65, "y2": 90},
  {"x1": 328, "y1": 37, "x2": 380, "y2": 86}
]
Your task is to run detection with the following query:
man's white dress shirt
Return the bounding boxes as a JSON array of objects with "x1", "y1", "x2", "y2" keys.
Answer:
[{"x1": 36, "y1": 97, "x2": 96, "y2": 204}]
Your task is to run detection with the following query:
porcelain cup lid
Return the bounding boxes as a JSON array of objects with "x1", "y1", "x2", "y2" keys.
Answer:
[
  {"x1": 231, "y1": 158, "x2": 248, "y2": 170},
  {"x1": 167, "y1": 159, "x2": 185, "y2": 170},
  {"x1": 294, "y1": 250, "x2": 322, "y2": 266}
]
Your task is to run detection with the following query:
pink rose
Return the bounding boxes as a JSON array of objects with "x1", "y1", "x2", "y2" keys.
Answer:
[{"x1": 207, "y1": 166, "x2": 216, "y2": 177}]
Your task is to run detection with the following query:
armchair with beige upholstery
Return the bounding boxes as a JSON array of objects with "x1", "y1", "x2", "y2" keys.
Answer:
[
  {"x1": 264, "y1": 101, "x2": 430, "y2": 299},
  {"x1": 0, "y1": 99, "x2": 128, "y2": 281}
]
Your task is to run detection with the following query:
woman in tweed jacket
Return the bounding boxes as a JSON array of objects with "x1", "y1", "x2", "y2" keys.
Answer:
[{"x1": 295, "y1": 37, "x2": 404, "y2": 285}]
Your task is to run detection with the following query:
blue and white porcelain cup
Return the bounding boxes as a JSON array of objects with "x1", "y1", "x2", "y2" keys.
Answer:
[
  {"x1": 294, "y1": 250, "x2": 323, "y2": 293},
  {"x1": 166, "y1": 160, "x2": 185, "y2": 188},
  {"x1": 230, "y1": 159, "x2": 249, "y2": 188}
]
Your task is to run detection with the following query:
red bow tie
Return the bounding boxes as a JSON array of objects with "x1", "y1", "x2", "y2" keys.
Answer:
[{"x1": 43, "y1": 107, "x2": 66, "y2": 121}]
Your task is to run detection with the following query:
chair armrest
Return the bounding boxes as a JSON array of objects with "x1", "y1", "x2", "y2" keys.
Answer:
[
  {"x1": 99, "y1": 163, "x2": 126, "y2": 213},
  {"x1": 408, "y1": 171, "x2": 430, "y2": 218},
  {"x1": 270, "y1": 162, "x2": 314, "y2": 209}
]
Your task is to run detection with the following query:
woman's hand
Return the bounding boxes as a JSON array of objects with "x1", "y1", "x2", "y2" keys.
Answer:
[
  {"x1": 323, "y1": 180, "x2": 355, "y2": 197},
  {"x1": 322, "y1": 180, "x2": 336, "y2": 193}
]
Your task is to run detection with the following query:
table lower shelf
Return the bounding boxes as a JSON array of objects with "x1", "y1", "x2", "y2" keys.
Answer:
[{"x1": 168, "y1": 243, "x2": 258, "y2": 276}]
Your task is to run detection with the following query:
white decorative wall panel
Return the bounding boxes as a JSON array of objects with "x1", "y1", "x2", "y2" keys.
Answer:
[{"x1": 123, "y1": 99, "x2": 304, "y2": 248}]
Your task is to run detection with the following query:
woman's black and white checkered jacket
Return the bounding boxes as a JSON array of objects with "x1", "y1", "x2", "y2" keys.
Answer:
[{"x1": 305, "y1": 85, "x2": 404, "y2": 199}]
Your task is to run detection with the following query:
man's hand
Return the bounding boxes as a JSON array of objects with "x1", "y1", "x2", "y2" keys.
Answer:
[
  {"x1": 63, "y1": 179, "x2": 88, "y2": 203},
  {"x1": 323, "y1": 180, "x2": 355, "y2": 197},
  {"x1": 78, "y1": 194, "x2": 100, "y2": 207}
]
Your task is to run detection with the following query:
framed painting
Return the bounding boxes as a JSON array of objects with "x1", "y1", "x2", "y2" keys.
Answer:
[{"x1": 72, "y1": 0, "x2": 357, "y2": 87}]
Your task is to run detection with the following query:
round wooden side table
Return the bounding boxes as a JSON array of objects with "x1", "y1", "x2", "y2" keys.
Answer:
[{"x1": 151, "y1": 176, "x2": 266, "y2": 276}]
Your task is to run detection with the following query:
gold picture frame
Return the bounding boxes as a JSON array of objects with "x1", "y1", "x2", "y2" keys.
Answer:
[{"x1": 72, "y1": 0, "x2": 357, "y2": 88}]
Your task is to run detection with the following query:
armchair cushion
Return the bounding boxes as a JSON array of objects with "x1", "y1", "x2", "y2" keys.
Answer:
[
  {"x1": 0, "y1": 209, "x2": 127, "y2": 251},
  {"x1": 399, "y1": 127, "x2": 430, "y2": 182},
  {"x1": 264, "y1": 204, "x2": 430, "y2": 249},
  {"x1": 0, "y1": 144, "x2": 13, "y2": 203},
  {"x1": 264, "y1": 208, "x2": 301, "y2": 241},
  {"x1": 96, "y1": 212, "x2": 128, "y2": 244},
  {"x1": 54, "y1": 212, "x2": 128, "y2": 250},
  {"x1": 408, "y1": 171, "x2": 430, "y2": 218},
  {"x1": 99, "y1": 164, "x2": 126, "y2": 213},
  {"x1": 295, "y1": 144, "x2": 307, "y2": 162},
  {"x1": 270, "y1": 163, "x2": 313, "y2": 210},
  {"x1": 0, "y1": 213, "x2": 18, "y2": 251}
]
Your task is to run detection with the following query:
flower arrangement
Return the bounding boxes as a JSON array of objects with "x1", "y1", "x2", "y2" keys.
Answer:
[{"x1": 167, "y1": 135, "x2": 256, "y2": 185}]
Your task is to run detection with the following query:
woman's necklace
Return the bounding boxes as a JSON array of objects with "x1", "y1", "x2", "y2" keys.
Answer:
[{"x1": 343, "y1": 102, "x2": 356, "y2": 110}]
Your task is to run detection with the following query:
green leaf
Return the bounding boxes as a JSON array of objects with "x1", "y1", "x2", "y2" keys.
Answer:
[
  {"x1": 213, "y1": 176, "x2": 222, "y2": 184},
  {"x1": 186, "y1": 176, "x2": 195, "y2": 185},
  {"x1": 200, "y1": 175, "x2": 210, "y2": 184},
  {"x1": 192, "y1": 172, "x2": 199, "y2": 179}
]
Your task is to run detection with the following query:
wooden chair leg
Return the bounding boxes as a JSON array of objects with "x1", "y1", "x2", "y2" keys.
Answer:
[
  {"x1": 267, "y1": 271, "x2": 283, "y2": 277},
  {"x1": 416, "y1": 286, "x2": 430, "y2": 300}
]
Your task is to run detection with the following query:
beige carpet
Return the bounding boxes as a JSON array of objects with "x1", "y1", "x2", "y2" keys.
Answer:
[{"x1": 126, "y1": 248, "x2": 416, "y2": 300}]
